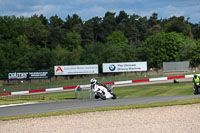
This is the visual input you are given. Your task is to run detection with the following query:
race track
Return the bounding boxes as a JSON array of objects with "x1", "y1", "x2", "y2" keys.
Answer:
[{"x1": 1, "y1": 95, "x2": 200, "y2": 117}]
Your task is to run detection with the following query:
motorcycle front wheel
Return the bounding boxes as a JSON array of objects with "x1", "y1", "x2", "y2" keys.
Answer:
[
  {"x1": 97, "y1": 92, "x2": 106, "y2": 100},
  {"x1": 111, "y1": 93, "x2": 117, "y2": 99}
]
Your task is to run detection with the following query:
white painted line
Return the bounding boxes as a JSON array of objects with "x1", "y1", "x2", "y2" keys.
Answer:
[
  {"x1": 149, "y1": 77, "x2": 167, "y2": 82},
  {"x1": 0, "y1": 102, "x2": 37, "y2": 108},
  {"x1": 114, "y1": 80, "x2": 132, "y2": 85}
]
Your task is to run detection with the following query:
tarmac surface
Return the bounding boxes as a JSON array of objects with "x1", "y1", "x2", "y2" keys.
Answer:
[{"x1": 1, "y1": 95, "x2": 200, "y2": 117}]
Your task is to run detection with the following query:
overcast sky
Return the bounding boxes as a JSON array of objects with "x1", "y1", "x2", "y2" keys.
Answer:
[{"x1": 0, "y1": 0, "x2": 199, "y2": 23}]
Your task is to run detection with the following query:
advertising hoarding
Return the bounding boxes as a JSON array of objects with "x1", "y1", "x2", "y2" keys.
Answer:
[
  {"x1": 8, "y1": 71, "x2": 50, "y2": 80},
  {"x1": 103, "y1": 62, "x2": 147, "y2": 73},
  {"x1": 54, "y1": 65, "x2": 98, "y2": 75}
]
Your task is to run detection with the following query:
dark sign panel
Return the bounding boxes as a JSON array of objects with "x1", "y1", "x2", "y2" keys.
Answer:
[{"x1": 8, "y1": 71, "x2": 50, "y2": 80}]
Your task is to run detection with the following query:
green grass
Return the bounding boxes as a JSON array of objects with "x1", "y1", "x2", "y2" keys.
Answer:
[
  {"x1": 0, "y1": 82, "x2": 194, "y2": 105},
  {"x1": 114, "y1": 82, "x2": 193, "y2": 98}
]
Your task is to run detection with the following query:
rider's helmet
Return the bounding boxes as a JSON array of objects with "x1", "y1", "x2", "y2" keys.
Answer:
[
  {"x1": 90, "y1": 78, "x2": 97, "y2": 84},
  {"x1": 194, "y1": 74, "x2": 197, "y2": 78}
]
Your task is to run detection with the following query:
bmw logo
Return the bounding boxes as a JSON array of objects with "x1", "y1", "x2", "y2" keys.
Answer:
[{"x1": 109, "y1": 65, "x2": 116, "y2": 71}]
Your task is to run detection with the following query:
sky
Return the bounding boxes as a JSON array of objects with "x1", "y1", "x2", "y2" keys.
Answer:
[{"x1": 0, "y1": 0, "x2": 199, "y2": 23}]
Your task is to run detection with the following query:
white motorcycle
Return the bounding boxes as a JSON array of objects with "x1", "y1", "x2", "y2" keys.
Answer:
[{"x1": 91, "y1": 79, "x2": 117, "y2": 100}]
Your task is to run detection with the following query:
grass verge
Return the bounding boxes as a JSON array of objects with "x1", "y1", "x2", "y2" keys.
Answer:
[
  {"x1": 0, "y1": 97, "x2": 200, "y2": 121},
  {"x1": 0, "y1": 82, "x2": 194, "y2": 105}
]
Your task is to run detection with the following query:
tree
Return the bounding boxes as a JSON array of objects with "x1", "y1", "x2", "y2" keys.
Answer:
[
  {"x1": 81, "y1": 19, "x2": 95, "y2": 45},
  {"x1": 163, "y1": 16, "x2": 193, "y2": 37},
  {"x1": 64, "y1": 14, "x2": 83, "y2": 33},
  {"x1": 81, "y1": 16, "x2": 102, "y2": 45},
  {"x1": 148, "y1": 13, "x2": 159, "y2": 27},
  {"x1": 106, "y1": 30, "x2": 128, "y2": 47},
  {"x1": 64, "y1": 32, "x2": 82, "y2": 50},
  {"x1": 52, "y1": 45, "x2": 69, "y2": 65},
  {"x1": 49, "y1": 15, "x2": 64, "y2": 27},
  {"x1": 148, "y1": 13, "x2": 161, "y2": 35},
  {"x1": 48, "y1": 15, "x2": 65, "y2": 49},
  {"x1": 124, "y1": 14, "x2": 140, "y2": 43},
  {"x1": 24, "y1": 15, "x2": 49, "y2": 47},
  {"x1": 189, "y1": 39, "x2": 200, "y2": 67},
  {"x1": 180, "y1": 38, "x2": 200, "y2": 67},
  {"x1": 0, "y1": 43, "x2": 11, "y2": 78},
  {"x1": 104, "y1": 44, "x2": 126, "y2": 62},
  {"x1": 191, "y1": 23, "x2": 200, "y2": 39},
  {"x1": 38, "y1": 14, "x2": 48, "y2": 26},
  {"x1": 104, "y1": 31, "x2": 129, "y2": 62},
  {"x1": 143, "y1": 32, "x2": 185, "y2": 68},
  {"x1": 81, "y1": 42, "x2": 105, "y2": 65},
  {"x1": 116, "y1": 10, "x2": 129, "y2": 24},
  {"x1": 100, "y1": 12, "x2": 117, "y2": 42},
  {"x1": 64, "y1": 32, "x2": 83, "y2": 65},
  {"x1": 30, "y1": 46, "x2": 52, "y2": 70},
  {"x1": 0, "y1": 16, "x2": 20, "y2": 43},
  {"x1": 136, "y1": 16, "x2": 150, "y2": 41},
  {"x1": 70, "y1": 45, "x2": 83, "y2": 65},
  {"x1": 16, "y1": 35, "x2": 29, "y2": 46}
]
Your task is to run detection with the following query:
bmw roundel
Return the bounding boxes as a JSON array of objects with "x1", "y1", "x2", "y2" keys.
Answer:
[{"x1": 109, "y1": 65, "x2": 116, "y2": 71}]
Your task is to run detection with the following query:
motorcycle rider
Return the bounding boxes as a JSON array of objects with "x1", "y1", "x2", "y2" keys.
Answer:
[
  {"x1": 90, "y1": 78, "x2": 100, "y2": 99},
  {"x1": 193, "y1": 74, "x2": 200, "y2": 94},
  {"x1": 90, "y1": 78, "x2": 111, "y2": 99}
]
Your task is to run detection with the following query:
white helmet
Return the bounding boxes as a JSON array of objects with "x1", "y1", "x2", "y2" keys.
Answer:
[{"x1": 90, "y1": 78, "x2": 97, "y2": 84}]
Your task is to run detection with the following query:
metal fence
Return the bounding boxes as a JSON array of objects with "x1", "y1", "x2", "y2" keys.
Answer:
[{"x1": 163, "y1": 61, "x2": 189, "y2": 73}]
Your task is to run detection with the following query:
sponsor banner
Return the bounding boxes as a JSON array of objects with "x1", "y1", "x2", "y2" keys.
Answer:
[
  {"x1": 103, "y1": 62, "x2": 147, "y2": 73},
  {"x1": 54, "y1": 65, "x2": 98, "y2": 75},
  {"x1": 8, "y1": 71, "x2": 50, "y2": 80}
]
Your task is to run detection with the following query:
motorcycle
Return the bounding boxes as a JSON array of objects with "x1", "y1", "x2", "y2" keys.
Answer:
[
  {"x1": 194, "y1": 81, "x2": 200, "y2": 95},
  {"x1": 92, "y1": 83, "x2": 117, "y2": 100}
]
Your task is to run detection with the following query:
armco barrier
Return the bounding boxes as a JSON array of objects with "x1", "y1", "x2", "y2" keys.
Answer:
[
  {"x1": 0, "y1": 92, "x2": 11, "y2": 96},
  {"x1": 115, "y1": 80, "x2": 132, "y2": 85},
  {"x1": 0, "y1": 74, "x2": 195, "y2": 96},
  {"x1": 63, "y1": 86, "x2": 76, "y2": 90},
  {"x1": 46, "y1": 87, "x2": 63, "y2": 92},
  {"x1": 104, "y1": 82, "x2": 114, "y2": 85},
  {"x1": 149, "y1": 77, "x2": 167, "y2": 82},
  {"x1": 29, "y1": 89, "x2": 46, "y2": 93},
  {"x1": 167, "y1": 75, "x2": 185, "y2": 80},
  {"x1": 132, "y1": 79, "x2": 149, "y2": 83}
]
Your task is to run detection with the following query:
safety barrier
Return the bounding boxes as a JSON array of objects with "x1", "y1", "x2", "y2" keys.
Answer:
[{"x1": 0, "y1": 74, "x2": 195, "y2": 96}]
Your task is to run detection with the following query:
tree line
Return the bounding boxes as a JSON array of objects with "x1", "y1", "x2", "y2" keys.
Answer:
[{"x1": 0, "y1": 11, "x2": 200, "y2": 79}]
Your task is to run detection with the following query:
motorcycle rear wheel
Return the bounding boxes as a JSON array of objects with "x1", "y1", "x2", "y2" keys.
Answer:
[{"x1": 198, "y1": 87, "x2": 200, "y2": 94}]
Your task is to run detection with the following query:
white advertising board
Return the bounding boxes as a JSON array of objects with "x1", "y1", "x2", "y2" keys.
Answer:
[
  {"x1": 103, "y1": 62, "x2": 147, "y2": 73},
  {"x1": 54, "y1": 65, "x2": 98, "y2": 75}
]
